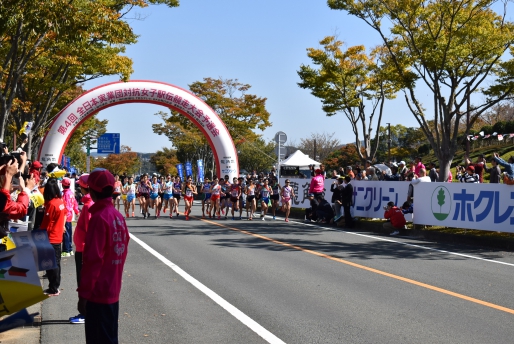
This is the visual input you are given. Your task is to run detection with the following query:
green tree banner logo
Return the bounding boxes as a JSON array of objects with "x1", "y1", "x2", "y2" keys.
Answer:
[{"x1": 431, "y1": 186, "x2": 452, "y2": 221}]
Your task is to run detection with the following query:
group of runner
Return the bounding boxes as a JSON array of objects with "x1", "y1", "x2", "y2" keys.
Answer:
[{"x1": 110, "y1": 173, "x2": 295, "y2": 222}]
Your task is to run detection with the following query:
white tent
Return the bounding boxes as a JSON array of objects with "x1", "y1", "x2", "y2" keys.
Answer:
[{"x1": 280, "y1": 150, "x2": 320, "y2": 168}]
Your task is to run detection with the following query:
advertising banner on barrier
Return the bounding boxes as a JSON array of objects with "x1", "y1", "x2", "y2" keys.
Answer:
[{"x1": 413, "y1": 182, "x2": 514, "y2": 232}]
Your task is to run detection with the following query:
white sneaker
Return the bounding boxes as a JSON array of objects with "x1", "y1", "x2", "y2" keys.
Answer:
[
  {"x1": 390, "y1": 231, "x2": 399, "y2": 236},
  {"x1": 261, "y1": 217, "x2": 265, "y2": 221}
]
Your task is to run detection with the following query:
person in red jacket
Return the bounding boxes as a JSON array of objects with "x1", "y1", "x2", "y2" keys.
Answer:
[
  {"x1": 77, "y1": 168, "x2": 129, "y2": 343},
  {"x1": 383, "y1": 201, "x2": 406, "y2": 236},
  {"x1": 40, "y1": 178, "x2": 66, "y2": 296}
]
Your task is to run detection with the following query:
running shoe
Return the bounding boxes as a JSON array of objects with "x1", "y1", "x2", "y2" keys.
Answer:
[
  {"x1": 126, "y1": 212, "x2": 129, "y2": 218},
  {"x1": 202, "y1": 215, "x2": 205, "y2": 219},
  {"x1": 70, "y1": 251, "x2": 74, "y2": 256},
  {"x1": 163, "y1": 208, "x2": 166, "y2": 213},
  {"x1": 132, "y1": 212, "x2": 135, "y2": 217},
  {"x1": 61, "y1": 252, "x2": 71, "y2": 257},
  {"x1": 217, "y1": 215, "x2": 221, "y2": 220},
  {"x1": 225, "y1": 215, "x2": 228, "y2": 220},
  {"x1": 261, "y1": 217, "x2": 265, "y2": 221},
  {"x1": 70, "y1": 315, "x2": 85, "y2": 324},
  {"x1": 232, "y1": 216, "x2": 235, "y2": 220},
  {"x1": 143, "y1": 212, "x2": 146, "y2": 219},
  {"x1": 221, "y1": 209, "x2": 225, "y2": 215},
  {"x1": 273, "y1": 216, "x2": 276, "y2": 220},
  {"x1": 285, "y1": 218, "x2": 289, "y2": 222},
  {"x1": 185, "y1": 215, "x2": 190, "y2": 221},
  {"x1": 239, "y1": 216, "x2": 242, "y2": 220},
  {"x1": 169, "y1": 214, "x2": 173, "y2": 219},
  {"x1": 390, "y1": 231, "x2": 399, "y2": 236}
]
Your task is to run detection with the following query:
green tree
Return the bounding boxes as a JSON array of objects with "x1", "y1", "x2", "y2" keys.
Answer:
[
  {"x1": 95, "y1": 145, "x2": 140, "y2": 176},
  {"x1": 153, "y1": 77, "x2": 272, "y2": 171},
  {"x1": 328, "y1": 0, "x2": 514, "y2": 181},
  {"x1": 237, "y1": 138, "x2": 276, "y2": 174},
  {"x1": 150, "y1": 147, "x2": 180, "y2": 176},
  {"x1": 323, "y1": 144, "x2": 361, "y2": 170},
  {"x1": 298, "y1": 37, "x2": 401, "y2": 163},
  {"x1": 0, "y1": 0, "x2": 179, "y2": 155}
]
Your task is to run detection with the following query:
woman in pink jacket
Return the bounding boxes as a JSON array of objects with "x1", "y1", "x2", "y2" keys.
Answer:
[
  {"x1": 309, "y1": 169, "x2": 325, "y2": 200},
  {"x1": 69, "y1": 174, "x2": 93, "y2": 324}
]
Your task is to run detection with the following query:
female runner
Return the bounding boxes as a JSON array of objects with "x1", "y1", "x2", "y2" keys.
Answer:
[
  {"x1": 149, "y1": 175, "x2": 161, "y2": 218},
  {"x1": 280, "y1": 179, "x2": 295, "y2": 222},
  {"x1": 172, "y1": 176, "x2": 182, "y2": 217},
  {"x1": 138, "y1": 174, "x2": 151, "y2": 218},
  {"x1": 270, "y1": 177, "x2": 281, "y2": 220},
  {"x1": 112, "y1": 175, "x2": 122, "y2": 211},
  {"x1": 121, "y1": 176, "x2": 129, "y2": 217},
  {"x1": 200, "y1": 177, "x2": 212, "y2": 219},
  {"x1": 258, "y1": 178, "x2": 273, "y2": 220},
  {"x1": 245, "y1": 179, "x2": 257, "y2": 220},
  {"x1": 162, "y1": 175, "x2": 174, "y2": 218},
  {"x1": 124, "y1": 176, "x2": 137, "y2": 217},
  {"x1": 210, "y1": 177, "x2": 222, "y2": 219},
  {"x1": 181, "y1": 176, "x2": 197, "y2": 221},
  {"x1": 229, "y1": 177, "x2": 241, "y2": 220}
]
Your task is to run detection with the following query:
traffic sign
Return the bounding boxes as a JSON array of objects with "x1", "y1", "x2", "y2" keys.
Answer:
[
  {"x1": 274, "y1": 131, "x2": 287, "y2": 144},
  {"x1": 97, "y1": 133, "x2": 120, "y2": 154},
  {"x1": 274, "y1": 146, "x2": 287, "y2": 158}
]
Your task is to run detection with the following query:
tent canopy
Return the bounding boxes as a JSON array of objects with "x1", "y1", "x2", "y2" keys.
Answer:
[{"x1": 280, "y1": 150, "x2": 320, "y2": 167}]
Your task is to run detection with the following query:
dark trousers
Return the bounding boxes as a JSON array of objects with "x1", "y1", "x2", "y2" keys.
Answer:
[
  {"x1": 344, "y1": 205, "x2": 354, "y2": 228},
  {"x1": 305, "y1": 208, "x2": 317, "y2": 221},
  {"x1": 75, "y1": 251, "x2": 83, "y2": 287},
  {"x1": 46, "y1": 244, "x2": 61, "y2": 293},
  {"x1": 62, "y1": 222, "x2": 72, "y2": 253},
  {"x1": 85, "y1": 301, "x2": 119, "y2": 344}
]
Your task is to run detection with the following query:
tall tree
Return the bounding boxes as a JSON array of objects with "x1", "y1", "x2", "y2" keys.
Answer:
[
  {"x1": 237, "y1": 138, "x2": 276, "y2": 173},
  {"x1": 0, "y1": 0, "x2": 179, "y2": 154},
  {"x1": 297, "y1": 132, "x2": 342, "y2": 163},
  {"x1": 153, "y1": 77, "x2": 272, "y2": 170},
  {"x1": 150, "y1": 147, "x2": 180, "y2": 176},
  {"x1": 323, "y1": 144, "x2": 361, "y2": 170},
  {"x1": 298, "y1": 37, "x2": 401, "y2": 163},
  {"x1": 328, "y1": 0, "x2": 514, "y2": 180}
]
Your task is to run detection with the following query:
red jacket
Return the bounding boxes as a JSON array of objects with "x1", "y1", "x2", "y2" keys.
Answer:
[
  {"x1": 384, "y1": 206, "x2": 406, "y2": 228},
  {"x1": 73, "y1": 194, "x2": 93, "y2": 253},
  {"x1": 40, "y1": 198, "x2": 66, "y2": 244},
  {"x1": 0, "y1": 189, "x2": 29, "y2": 221},
  {"x1": 78, "y1": 197, "x2": 129, "y2": 304}
]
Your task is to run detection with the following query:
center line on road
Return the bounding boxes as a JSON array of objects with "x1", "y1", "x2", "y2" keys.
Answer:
[
  {"x1": 129, "y1": 233, "x2": 286, "y2": 344},
  {"x1": 201, "y1": 219, "x2": 514, "y2": 315}
]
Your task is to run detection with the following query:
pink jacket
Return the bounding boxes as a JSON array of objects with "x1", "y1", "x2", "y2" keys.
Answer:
[
  {"x1": 62, "y1": 188, "x2": 79, "y2": 222},
  {"x1": 414, "y1": 162, "x2": 426, "y2": 177},
  {"x1": 73, "y1": 194, "x2": 93, "y2": 253},
  {"x1": 78, "y1": 197, "x2": 129, "y2": 304},
  {"x1": 309, "y1": 174, "x2": 325, "y2": 193}
]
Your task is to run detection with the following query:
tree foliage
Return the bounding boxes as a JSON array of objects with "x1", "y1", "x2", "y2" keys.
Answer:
[
  {"x1": 298, "y1": 37, "x2": 402, "y2": 162},
  {"x1": 323, "y1": 144, "x2": 361, "y2": 170},
  {"x1": 296, "y1": 132, "x2": 341, "y2": 163},
  {"x1": 149, "y1": 147, "x2": 180, "y2": 176},
  {"x1": 153, "y1": 77, "x2": 272, "y2": 169},
  {"x1": 95, "y1": 145, "x2": 140, "y2": 176},
  {"x1": 237, "y1": 138, "x2": 276, "y2": 174},
  {"x1": 328, "y1": 0, "x2": 514, "y2": 180},
  {"x1": 0, "y1": 0, "x2": 179, "y2": 158}
]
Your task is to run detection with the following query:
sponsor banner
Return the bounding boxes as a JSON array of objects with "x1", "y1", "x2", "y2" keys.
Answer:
[
  {"x1": 185, "y1": 161, "x2": 193, "y2": 179},
  {"x1": 197, "y1": 160, "x2": 204, "y2": 183},
  {"x1": 413, "y1": 182, "x2": 514, "y2": 232},
  {"x1": 11, "y1": 230, "x2": 57, "y2": 271},
  {"x1": 0, "y1": 246, "x2": 48, "y2": 316},
  {"x1": 176, "y1": 164, "x2": 184, "y2": 180},
  {"x1": 279, "y1": 178, "x2": 413, "y2": 221}
]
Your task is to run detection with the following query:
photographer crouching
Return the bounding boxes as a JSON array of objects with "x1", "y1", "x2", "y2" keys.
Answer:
[
  {"x1": 0, "y1": 150, "x2": 35, "y2": 238},
  {"x1": 383, "y1": 201, "x2": 407, "y2": 236}
]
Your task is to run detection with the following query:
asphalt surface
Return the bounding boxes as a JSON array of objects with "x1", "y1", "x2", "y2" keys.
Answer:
[{"x1": 33, "y1": 202, "x2": 514, "y2": 344}]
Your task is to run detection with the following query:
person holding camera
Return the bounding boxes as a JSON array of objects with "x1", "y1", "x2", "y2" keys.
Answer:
[
  {"x1": 383, "y1": 201, "x2": 406, "y2": 236},
  {"x1": 457, "y1": 165, "x2": 479, "y2": 183}
]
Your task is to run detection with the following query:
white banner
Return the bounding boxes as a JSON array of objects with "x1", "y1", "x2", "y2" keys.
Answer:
[{"x1": 413, "y1": 182, "x2": 514, "y2": 232}]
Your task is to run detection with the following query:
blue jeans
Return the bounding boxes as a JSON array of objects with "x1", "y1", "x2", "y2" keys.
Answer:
[
  {"x1": 62, "y1": 222, "x2": 72, "y2": 253},
  {"x1": 85, "y1": 301, "x2": 119, "y2": 344}
]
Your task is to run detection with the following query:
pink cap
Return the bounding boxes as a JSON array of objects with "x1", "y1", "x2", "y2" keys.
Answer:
[
  {"x1": 61, "y1": 178, "x2": 71, "y2": 187},
  {"x1": 77, "y1": 174, "x2": 89, "y2": 188},
  {"x1": 88, "y1": 168, "x2": 115, "y2": 193}
]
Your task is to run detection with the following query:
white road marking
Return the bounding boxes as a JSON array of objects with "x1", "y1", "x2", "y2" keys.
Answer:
[
  {"x1": 129, "y1": 233, "x2": 286, "y2": 344},
  {"x1": 297, "y1": 220, "x2": 514, "y2": 267}
]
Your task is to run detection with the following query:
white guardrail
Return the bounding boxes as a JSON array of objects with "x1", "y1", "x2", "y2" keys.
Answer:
[{"x1": 279, "y1": 178, "x2": 514, "y2": 233}]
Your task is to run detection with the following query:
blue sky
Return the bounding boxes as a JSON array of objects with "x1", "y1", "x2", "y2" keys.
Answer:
[{"x1": 83, "y1": 0, "x2": 417, "y2": 153}]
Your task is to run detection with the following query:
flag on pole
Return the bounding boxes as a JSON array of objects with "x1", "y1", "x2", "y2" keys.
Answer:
[{"x1": 19, "y1": 122, "x2": 33, "y2": 135}]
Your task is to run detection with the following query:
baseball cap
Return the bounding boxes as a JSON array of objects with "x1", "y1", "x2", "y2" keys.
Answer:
[
  {"x1": 467, "y1": 165, "x2": 475, "y2": 171},
  {"x1": 32, "y1": 161, "x2": 43, "y2": 169},
  {"x1": 399, "y1": 161, "x2": 406, "y2": 165},
  {"x1": 61, "y1": 178, "x2": 71, "y2": 187},
  {"x1": 88, "y1": 168, "x2": 115, "y2": 193},
  {"x1": 77, "y1": 174, "x2": 89, "y2": 188}
]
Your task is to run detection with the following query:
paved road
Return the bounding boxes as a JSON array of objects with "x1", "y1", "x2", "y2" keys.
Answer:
[{"x1": 40, "y1": 203, "x2": 514, "y2": 344}]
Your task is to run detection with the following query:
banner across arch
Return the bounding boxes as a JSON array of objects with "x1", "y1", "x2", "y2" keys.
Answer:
[{"x1": 37, "y1": 80, "x2": 239, "y2": 180}]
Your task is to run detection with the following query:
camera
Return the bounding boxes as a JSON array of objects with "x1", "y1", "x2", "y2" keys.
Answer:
[
  {"x1": 0, "y1": 152, "x2": 22, "y2": 166},
  {"x1": 383, "y1": 205, "x2": 388, "y2": 210}
]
